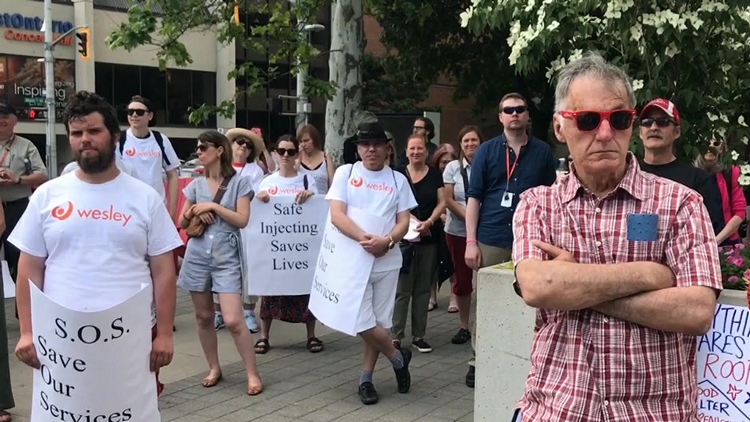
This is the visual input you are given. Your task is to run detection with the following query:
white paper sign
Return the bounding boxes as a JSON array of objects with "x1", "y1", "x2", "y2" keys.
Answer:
[
  {"x1": 697, "y1": 303, "x2": 750, "y2": 421},
  {"x1": 309, "y1": 207, "x2": 389, "y2": 336},
  {"x1": 2, "y1": 260, "x2": 13, "y2": 299},
  {"x1": 30, "y1": 282, "x2": 160, "y2": 422},
  {"x1": 244, "y1": 195, "x2": 328, "y2": 296}
]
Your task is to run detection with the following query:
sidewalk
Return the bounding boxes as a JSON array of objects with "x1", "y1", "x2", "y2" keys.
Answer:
[{"x1": 5, "y1": 289, "x2": 474, "y2": 421}]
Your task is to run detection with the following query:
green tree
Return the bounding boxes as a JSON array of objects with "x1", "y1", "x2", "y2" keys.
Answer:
[
  {"x1": 106, "y1": 0, "x2": 336, "y2": 126},
  {"x1": 366, "y1": 0, "x2": 557, "y2": 141},
  {"x1": 462, "y1": 0, "x2": 750, "y2": 160},
  {"x1": 361, "y1": 53, "x2": 431, "y2": 113}
]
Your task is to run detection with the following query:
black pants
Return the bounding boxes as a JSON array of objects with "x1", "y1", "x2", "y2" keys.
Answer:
[
  {"x1": 2, "y1": 197, "x2": 29, "y2": 279},
  {"x1": 2, "y1": 197, "x2": 29, "y2": 320}
]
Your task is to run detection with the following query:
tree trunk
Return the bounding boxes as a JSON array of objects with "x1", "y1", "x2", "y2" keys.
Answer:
[{"x1": 325, "y1": 0, "x2": 364, "y2": 166}]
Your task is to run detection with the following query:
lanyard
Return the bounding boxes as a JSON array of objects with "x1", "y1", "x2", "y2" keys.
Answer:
[
  {"x1": 506, "y1": 144, "x2": 521, "y2": 184},
  {"x1": 0, "y1": 136, "x2": 15, "y2": 167}
]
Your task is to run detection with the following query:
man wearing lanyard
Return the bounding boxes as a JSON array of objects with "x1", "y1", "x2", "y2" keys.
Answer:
[
  {"x1": 0, "y1": 101, "x2": 48, "y2": 282},
  {"x1": 463, "y1": 92, "x2": 557, "y2": 388}
]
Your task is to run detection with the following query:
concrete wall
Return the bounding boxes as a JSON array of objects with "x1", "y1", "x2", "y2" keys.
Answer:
[{"x1": 474, "y1": 267, "x2": 748, "y2": 420}]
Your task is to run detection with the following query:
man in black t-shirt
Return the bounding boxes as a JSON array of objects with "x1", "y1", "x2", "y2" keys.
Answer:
[{"x1": 638, "y1": 98, "x2": 724, "y2": 235}]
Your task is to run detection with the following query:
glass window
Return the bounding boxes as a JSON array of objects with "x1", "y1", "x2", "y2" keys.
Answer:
[
  {"x1": 268, "y1": 62, "x2": 292, "y2": 90},
  {"x1": 192, "y1": 71, "x2": 216, "y2": 128},
  {"x1": 111, "y1": 64, "x2": 140, "y2": 122},
  {"x1": 94, "y1": 62, "x2": 114, "y2": 104},
  {"x1": 140, "y1": 66, "x2": 168, "y2": 126},
  {"x1": 166, "y1": 69, "x2": 191, "y2": 126}
]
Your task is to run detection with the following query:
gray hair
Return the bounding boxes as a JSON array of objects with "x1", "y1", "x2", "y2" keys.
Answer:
[{"x1": 554, "y1": 52, "x2": 636, "y2": 112}]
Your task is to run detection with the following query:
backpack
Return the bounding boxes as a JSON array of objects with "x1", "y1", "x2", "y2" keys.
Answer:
[{"x1": 119, "y1": 130, "x2": 172, "y2": 167}]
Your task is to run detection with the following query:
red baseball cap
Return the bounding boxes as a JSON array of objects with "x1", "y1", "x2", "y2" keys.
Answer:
[{"x1": 640, "y1": 98, "x2": 681, "y2": 125}]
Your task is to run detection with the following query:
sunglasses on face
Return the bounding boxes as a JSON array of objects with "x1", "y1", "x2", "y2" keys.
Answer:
[
  {"x1": 710, "y1": 139, "x2": 724, "y2": 148},
  {"x1": 641, "y1": 117, "x2": 674, "y2": 128},
  {"x1": 502, "y1": 106, "x2": 527, "y2": 115},
  {"x1": 277, "y1": 147, "x2": 298, "y2": 157},
  {"x1": 235, "y1": 139, "x2": 253, "y2": 148},
  {"x1": 196, "y1": 143, "x2": 215, "y2": 152},
  {"x1": 127, "y1": 109, "x2": 148, "y2": 117},
  {"x1": 559, "y1": 109, "x2": 636, "y2": 132}
]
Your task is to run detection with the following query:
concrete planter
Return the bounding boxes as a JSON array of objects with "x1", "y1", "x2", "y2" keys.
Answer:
[{"x1": 473, "y1": 267, "x2": 748, "y2": 421}]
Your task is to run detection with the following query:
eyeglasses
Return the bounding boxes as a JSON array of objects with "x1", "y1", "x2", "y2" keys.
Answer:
[
  {"x1": 710, "y1": 139, "x2": 724, "y2": 148},
  {"x1": 640, "y1": 117, "x2": 674, "y2": 128},
  {"x1": 559, "y1": 109, "x2": 636, "y2": 132},
  {"x1": 277, "y1": 147, "x2": 298, "y2": 157},
  {"x1": 234, "y1": 138, "x2": 253, "y2": 148},
  {"x1": 502, "y1": 106, "x2": 527, "y2": 115},
  {"x1": 196, "y1": 143, "x2": 214, "y2": 152},
  {"x1": 413, "y1": 126, "x2": 425, "y2": 130},
  {"x1": 127, "y1": 109, "x2": 148, "y2": 117}
]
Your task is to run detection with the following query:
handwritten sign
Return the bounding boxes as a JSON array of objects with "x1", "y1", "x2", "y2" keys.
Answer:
[
  {"x1": 309, "y1": 207, "x2": 388, "y2": 336},
  {"x1": 30, "y1": 282, "x2": 160, "y2": 422},
  {"x1": 243, "y1": 195, "x2": 327, "y2": 296},
  {"x1": 697, "y1": 304, "x2": 750, "y2": 421}
]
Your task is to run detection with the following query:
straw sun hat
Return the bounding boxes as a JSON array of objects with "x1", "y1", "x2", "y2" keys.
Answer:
[{"x1": 224, "y1": 128, "x2": 266, "y2": 161}]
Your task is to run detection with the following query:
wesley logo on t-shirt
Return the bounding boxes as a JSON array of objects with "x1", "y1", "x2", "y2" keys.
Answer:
[
  {"x1": 124, "y1": 147, "x2": 161, "y2": 158},
  {"x1": 350, "y1": 176, "x2": 394, "y2": 194},
  {"x1": 50, "y1": 201, "x2": 133, "y2": 227},
  {"x1": 267, "y1": 186, "x2": 303, "y2": 195}
]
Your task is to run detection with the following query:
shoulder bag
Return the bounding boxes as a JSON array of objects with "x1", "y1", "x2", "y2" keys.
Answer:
[{"x1": 186, "y1": 175, "x2": 233, "y2": 238}]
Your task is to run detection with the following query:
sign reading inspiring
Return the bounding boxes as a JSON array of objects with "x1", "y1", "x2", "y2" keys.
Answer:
[
  {"x1": 243, "y1": 195, "x2": 327, "y2": 296},
  {"x1": 29, "y1": 282, "x2": 160, "y2": 422},
  {"x1": 697, "y1": 303, "x2": 750, "y2": 421}
]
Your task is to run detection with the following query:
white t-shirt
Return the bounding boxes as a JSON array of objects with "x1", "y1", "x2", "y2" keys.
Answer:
[
  {"x1": 442, "y1": 159, "x2": 470, "y2": 237},
  {"x1": 258, "y1": 172, "x2": 320, "y2": 196},
  {"x1": 326, "y1": 162, "x2": 417, "y2": 272},
  {"x1": 7, "y1": 172, "x2": 183, "y2": 323},
  {"x1": 118, "y1": 129, "x2": 181, "y2": 200},
  {"x1": 233, "y1": 162, "x2": 265, "y2": 192},
  {"x1": 61, "y1": 156, "x2": 138, "y2": 178}
]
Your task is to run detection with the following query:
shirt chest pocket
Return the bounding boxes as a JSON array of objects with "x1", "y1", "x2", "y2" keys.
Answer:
[{"x1": 613, "y1": 217, "x2": 669, "y2": 263}]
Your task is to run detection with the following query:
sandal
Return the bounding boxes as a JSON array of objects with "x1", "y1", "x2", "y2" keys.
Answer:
[
  {"x1": 306, "y1": 337, "x2": 324, "y2": 353},
  {"x1": 428, "y1": 300, "x2": 437, "y2": 311},
  {"x1": 202, "y1": 371, "x2": 223, "y2": 388},
  {"x1": 247, "y1": 382, "x2": 264, "y2": 396},
  {"x1": 447, "y1": 305, "x2": 459, "y2": 313},
  {"x1": 254, "y1": 338, "x2": 270, "y2": 354},
  {"x1": 0, "y1": 410, "x2": 11, "y2": 422}
]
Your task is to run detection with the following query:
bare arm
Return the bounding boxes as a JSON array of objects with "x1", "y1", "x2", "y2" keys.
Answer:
[
  {"x1": 444, "y1": 184, "x2": 466, "y2": 221},
  {"x1": 20, "y1": 172, "x2": 47, "y2": 186},
  {"x1": 16, "y1": 253, "x2": 46, "y2": 336},
  {"x1": 465, "y1": 197, "x2": 480, "y2": 240},
  {"x1": 426, "y1": 187, "x2": 447, "y2": 224},
  {"x1": 263, "y1": 151, "x2": 276, "y2": 173},
  {"x1": 388, "y1": 210, "x2": 411, "y2": 242},
  {"x1": 212, "y1": 195, "x2": 251, "y2": 228},
  {"x1": 326, "y1": 153, "x2": 335, "y2": 188},
  {"x1": 149, "y1": 252, "x2": 177, "y2": 339},
  {"x1": 716, "y1": 215, "x2": 743, "y2": 244},
  {"x1": 593, "y1": 286, "x2": 716, "y2": 335},
  {"x1": 330, "y1": 199, "x2": 366, "y2": 242},
  {"x1": 515, "y1": 258, "x2": 675, "y2": 311},
  {"x1": 166, "y1": 169, "x2": 180, "y2": 222},
  {"x1": 178, "y1": 199, "x2": 195, "y2": 229}
]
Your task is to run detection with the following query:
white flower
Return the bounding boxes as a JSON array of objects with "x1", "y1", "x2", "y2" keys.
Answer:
[
  {"x1": 632, "y1": 79, "x2": 644, "y2": 91},
  {"x1": 741, "y1": 164, "x2": 750, "y2": 175},
  {"x1": 731, "y1": 150, "x2": 740, "y2": 161},
  {"x1": 739, "y1": 115, "x2": 747, "y2": 127},
  {"x1": 739, "y1": 175, "x2": 750, "y2": 187}
]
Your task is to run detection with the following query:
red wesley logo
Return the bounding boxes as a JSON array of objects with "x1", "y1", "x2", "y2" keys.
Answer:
[
  {"x1": 124, "y1": 148, "x2": 136, "y2": 157},
  {"x1": 50, "y1": 202, "x2": 133, "y2": 227},
  {"x1": 350, "y1": 177, "x2": 364, "y2": 188},
  {"x1": 51, "y1": 202, "x2": 74, "y2": 221},
  {"x1": 268, "y1": 186, "x2": 279, "y2": 195},
  {"x1": 124, "y1": 148, "x2": 161, "y2": 158}
]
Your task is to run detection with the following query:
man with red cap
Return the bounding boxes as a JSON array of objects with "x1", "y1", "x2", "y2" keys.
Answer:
[{"x1": 638, "y1": 98, "x2": 724, "y2": 235}]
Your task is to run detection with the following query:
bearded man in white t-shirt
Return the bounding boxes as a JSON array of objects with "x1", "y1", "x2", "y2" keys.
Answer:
[
  {"x1": 326, "y1": 122, "x2": 418, "y2": 405},
  {"x1": 9, "y1": 91, "x2": 184, "y2": 398}
]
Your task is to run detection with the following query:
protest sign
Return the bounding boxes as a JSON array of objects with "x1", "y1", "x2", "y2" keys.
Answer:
[
  {"x1": 243, "y1": 195, "x2": 327, "y2": 296},
  {"x1": 30, "y1": 282, "x2": 159, "y2": 422},
  {"x1": 697, "y1": 303, "x2": 750, "y2": 421},
  {"x1": 309, "y1": 207, "x2": 389, "y2": 336},
  {"x1": 2, "y1": 261, "x2": 13, "y2": 298}
]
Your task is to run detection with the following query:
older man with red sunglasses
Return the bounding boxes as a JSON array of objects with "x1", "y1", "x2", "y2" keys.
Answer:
[{"x1": 511, "y1": 52, "x2": 721, "y2": 421}]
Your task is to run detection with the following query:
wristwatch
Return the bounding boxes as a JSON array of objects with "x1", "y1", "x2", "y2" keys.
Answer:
[
  {"x1": 16, "y1": 176, "x2": 22, "y2": 185},
  {"x1": 387, "y1": 235, "x2": 396, "y2": 250}
]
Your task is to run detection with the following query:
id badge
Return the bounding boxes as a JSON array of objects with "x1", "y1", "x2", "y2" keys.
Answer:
[{"x1": 501, "y1": 192, "x2": 514, "y2": 208}]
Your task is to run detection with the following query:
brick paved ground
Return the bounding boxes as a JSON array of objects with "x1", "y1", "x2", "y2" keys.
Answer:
[{"x1": 6, "y1": 289, "x2": 475, "y2": 421}]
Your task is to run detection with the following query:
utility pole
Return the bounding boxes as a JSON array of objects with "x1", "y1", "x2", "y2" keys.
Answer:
[{"x1": 43, "y1": 0, "x2": 88, "y2": 178}]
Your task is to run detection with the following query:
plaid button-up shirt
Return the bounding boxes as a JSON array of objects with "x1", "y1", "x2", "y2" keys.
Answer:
[{"x1": 512, "y1": 154, "x2": 722, "y2": 421}]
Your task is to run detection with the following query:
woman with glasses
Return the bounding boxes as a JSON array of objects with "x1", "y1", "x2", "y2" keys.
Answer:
[
  {"x1": 694, "y1": 137, "x2": 747, "y2": 246},
  {"x1": 178, "y1": 130, "x2": 263, "y2": 395},
  {"x1": 297, "y1": 124, "x2": 334, "y2": 194},
  {"x1": 254, "y1": 135, "x2": 323, "y2": 354}
]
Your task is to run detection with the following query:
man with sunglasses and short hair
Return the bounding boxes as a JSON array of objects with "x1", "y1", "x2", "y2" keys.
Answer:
[
  {"x1": 512, "y1": 53, "x2": 720, "y2": 421},
  {"x1": 637, "y1": 98, "x2": 724, "y2": 236},
  {"x1": 463, "y1": 92, "x2": 557, "y2": 388}
]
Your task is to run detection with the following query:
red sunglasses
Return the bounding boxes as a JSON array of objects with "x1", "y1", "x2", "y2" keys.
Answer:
[{"x1": 559, "y1": 109, "x2": 636, "y2": 132}]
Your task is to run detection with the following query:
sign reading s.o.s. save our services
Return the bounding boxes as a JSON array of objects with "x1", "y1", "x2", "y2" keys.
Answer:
[{"x1": 697, "y1": 303, "x2": 750, "y2": 421}]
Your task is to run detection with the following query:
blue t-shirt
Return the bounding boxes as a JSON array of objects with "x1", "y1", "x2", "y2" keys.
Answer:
[{"x1": 466, "y1": 134, "x2": 557, "y2": 248}]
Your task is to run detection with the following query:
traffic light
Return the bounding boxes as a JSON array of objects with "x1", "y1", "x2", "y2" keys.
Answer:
[
  {"x1": 76, "y1": 28, "x2": 91, "y2": 61},
  {"x1": 27, "y1": 108, "x2": 48, "y2": 121}
]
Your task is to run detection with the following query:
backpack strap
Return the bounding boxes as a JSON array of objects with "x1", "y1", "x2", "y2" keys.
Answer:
[
  {"x1": 152, "y1": 131, "x2": 172, "y2": 167},
  {"x1": 118, "y1": 130, "x2": 127, "y2": 156},
  {"x1": 303, "y1": 174, "x2": 309, "y2": 190}
]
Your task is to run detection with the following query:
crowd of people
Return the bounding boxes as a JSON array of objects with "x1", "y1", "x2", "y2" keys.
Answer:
[{"x1": 0, "y1": 49, "x2": 746, "y2": 421}]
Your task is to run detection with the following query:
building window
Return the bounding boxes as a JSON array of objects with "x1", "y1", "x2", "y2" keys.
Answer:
[{"x1": 95, "y1": 62, "x2": 217, "y2": 128}]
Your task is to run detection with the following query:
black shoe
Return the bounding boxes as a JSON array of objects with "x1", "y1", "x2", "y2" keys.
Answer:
[
  {"x1": 394, "y1": 348, "x2": 412, "y2": 394},
  {"x1": 466, "y1": 366, "x2": 475, "y2": 388},
  {"x1": 451, "y1": 328, "x2": 471, "y2": 345},
  {"x1": 412, "y1": 338, "x2": 433, "y2": 353},
  {"x1": 358, "y1": 382, "x2": 379, "y2": 405}
]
